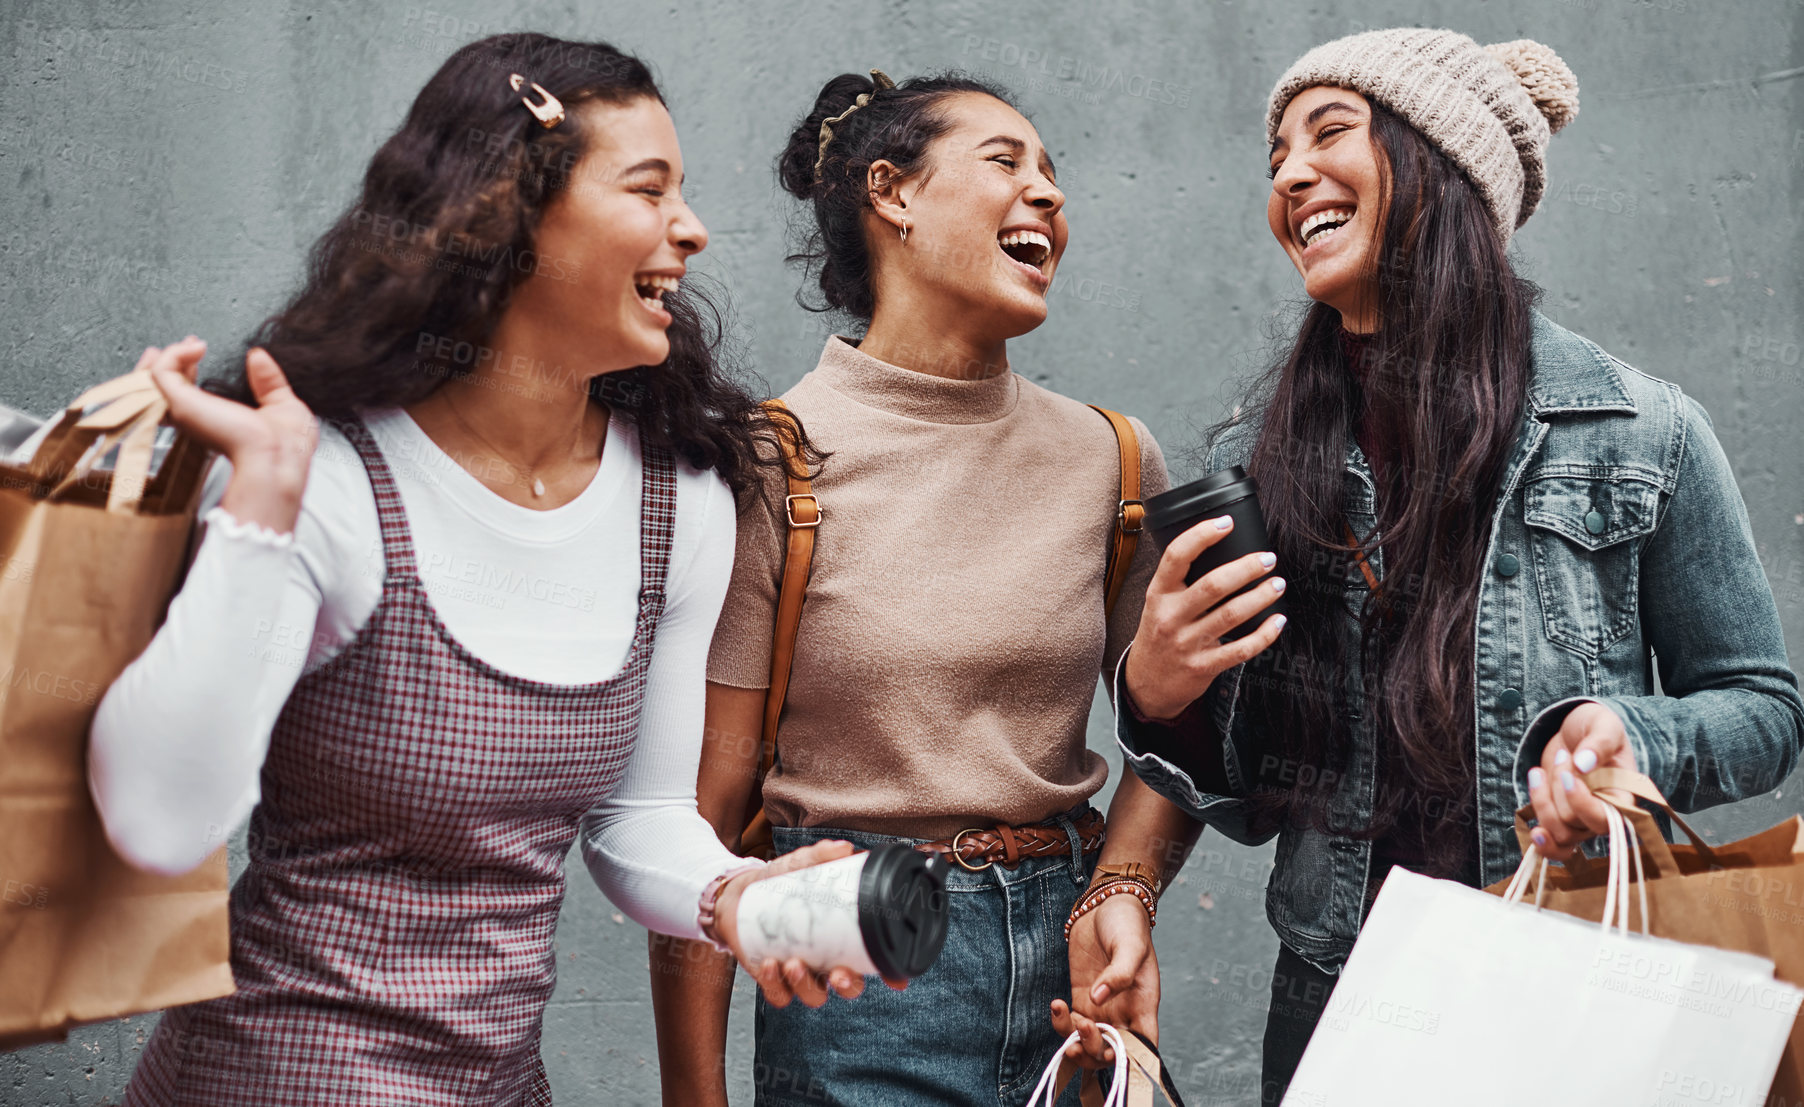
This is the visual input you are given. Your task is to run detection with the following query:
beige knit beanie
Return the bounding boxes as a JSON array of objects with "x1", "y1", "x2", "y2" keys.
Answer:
[{"x1": 1265, "y1": 28, "x2": 1579, "y2": 242}]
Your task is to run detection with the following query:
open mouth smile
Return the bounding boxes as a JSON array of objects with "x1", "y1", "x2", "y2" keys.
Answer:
[
  {"x1": 1298, "y1": 208, "x2": 1355, "y2": 250},
  {"x1": 633, "y1": 273, "x2": 679, "y2": 317},
  {"x1": 998, "y1": 228, "x2": 1052, "y2": 285}
]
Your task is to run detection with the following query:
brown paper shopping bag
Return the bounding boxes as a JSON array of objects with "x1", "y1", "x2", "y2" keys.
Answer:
[
  {"x1": 0, "y1": 370, "x2": 232, "y2": 1048},
  {"x1": 1487, "y1": 768, "x2": 1804, "y2": 1107}
]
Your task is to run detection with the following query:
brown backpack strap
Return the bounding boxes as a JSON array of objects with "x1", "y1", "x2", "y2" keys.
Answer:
[
  {"x1": 1343, "y1": 521, "x2": 1383, "y2": 595},
  {"x1": 1089, "y1": 406, "x2": 1144, "y2": 618},
  {"x1": 740, "y1": 399, "x2": 818, "y2": 858}
]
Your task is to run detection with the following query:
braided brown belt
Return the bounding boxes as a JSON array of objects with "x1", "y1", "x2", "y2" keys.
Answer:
[{"x1": 914, "y1": 807, "x2": 1108, "y2": 872}]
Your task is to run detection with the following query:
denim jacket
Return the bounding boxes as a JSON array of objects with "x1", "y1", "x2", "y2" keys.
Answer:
[{"x1": 1116, "y1": 311, "x2": 1804, "y2": 970}]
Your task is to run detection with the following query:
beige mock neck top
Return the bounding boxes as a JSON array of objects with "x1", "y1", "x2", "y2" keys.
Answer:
[{"x1": 707, "y1": 337, "x2": 1169, "y2": 838}]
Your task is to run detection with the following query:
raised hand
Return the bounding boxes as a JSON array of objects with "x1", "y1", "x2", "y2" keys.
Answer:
[
  {"x1": 1123, "y1": 514, "x2": 1287, "y2": 721},
  {"x1": 143, "y1": 338, "x2": 317, "y2": 534},
  {"x1": 1525, "y1": 702, "x2": 1638, "y2": 861}
]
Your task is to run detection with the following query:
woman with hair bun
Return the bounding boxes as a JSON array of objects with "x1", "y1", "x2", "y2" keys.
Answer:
[
  {"x1": 86, "y1": 32, "x2": 861, "y2": 1105},
  {"x1": 1101, "y1": 28, "x2": 1804, "y2": 1103},
  {"x1": 651, "y1": 70, "x2": 1219, "y2": 1105}
]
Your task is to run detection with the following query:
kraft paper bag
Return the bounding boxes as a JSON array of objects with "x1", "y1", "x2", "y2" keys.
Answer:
[
  {"x1": 0, "y1": 370, "x2": 232, "y2": 1047},
  {"x1": 1479, "y1": 768, "x2": 1804, "y2": 1107},
  {"x1": 1286, "y1": 801, "x2": 1803, "y2": 1106}
]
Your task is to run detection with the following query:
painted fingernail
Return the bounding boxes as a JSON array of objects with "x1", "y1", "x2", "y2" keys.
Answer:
[
  {"x1": 1273, "y1": 615, "x2": 1288, "y2": 630},
  {"x1": 1528, "y1": 767, "x2": 1545, "y2": 790},
  {"x1": 1259, "y1": 552, "x2": 1277, "y2": 568},
  {"x1": 1531, "y1": 829, "x2": 1548, "y2": 849},
  {"x1": 1214, "y1": 516, "x2": 1233, "y2": 530},
  {"x1": 1561, "y1": 771, "x2": 1577, "y2": 793},
  {"x1": 1554, "y1": 749, "x2": 1570, "y2": 767},
  {"x1": 1574, "y1": 749, "x2": 1597, "y2": 773},
  {"x1": 1270, "y1": 577, "x2": 1287, "y2": 593}
]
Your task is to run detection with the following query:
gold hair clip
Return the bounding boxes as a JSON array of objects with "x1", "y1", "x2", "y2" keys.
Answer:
[
  {"x1": 509, "y1": 73, "x2": 565, "y2": 129},
  {"x1": 813, "y1": 69, "x2": 896, "y2": 183}
]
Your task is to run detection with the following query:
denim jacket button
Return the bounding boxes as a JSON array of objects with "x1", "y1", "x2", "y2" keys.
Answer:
[
  {"x1": 1584, "y1": 509, "x2": 1606, "y2": 535},
  {"x1": 1498, "y1": 687, "x2": 1524, "y2": 711},
  {"x1": 1495, "y1": 552, "x2": 1520, "y2": 577}
]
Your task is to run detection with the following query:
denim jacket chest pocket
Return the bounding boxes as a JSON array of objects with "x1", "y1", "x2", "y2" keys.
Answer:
[{"x1": 1521, "y1": 469, "x2": 1662, "y2": 657}]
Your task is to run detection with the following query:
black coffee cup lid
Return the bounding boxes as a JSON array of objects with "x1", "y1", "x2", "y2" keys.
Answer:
[
  {"x1": 856, "y1": 844, "x2": 950, "y2": 980},
  {"x1": 1143, "y1": 465, "x2": 1257, "y2": 533}
]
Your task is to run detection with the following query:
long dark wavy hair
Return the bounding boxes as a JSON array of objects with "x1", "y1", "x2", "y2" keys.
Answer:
[
  {"x1": 1225, "y1": 102, "x2": 1540, "y2": 875},
  {"x1": 207, "y1": 32, "x2": 816, "y2": 497},
  {"x1": 775, "y1": 70, "x2": 1016, "y2": 321}
]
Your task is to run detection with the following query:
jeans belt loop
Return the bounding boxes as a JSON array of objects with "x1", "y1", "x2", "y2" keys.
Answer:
[{"x1": 1056, "y1": 810, "x2": 1085, "y2": 886}]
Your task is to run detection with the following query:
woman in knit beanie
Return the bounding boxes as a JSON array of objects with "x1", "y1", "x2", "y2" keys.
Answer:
[{"x1": 1087, "y1": 27, "x2": 1804, "y2": 1102}]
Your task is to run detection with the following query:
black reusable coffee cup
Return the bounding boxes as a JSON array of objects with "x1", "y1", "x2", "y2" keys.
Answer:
[{"x1": 1142, "y1": 465, "x2": 1286, "y2": 642}]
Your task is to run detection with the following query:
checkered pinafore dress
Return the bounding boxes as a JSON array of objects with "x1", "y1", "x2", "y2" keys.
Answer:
[{"x1": 124, "y1": 417, "x2": 675, "y2": 1106}]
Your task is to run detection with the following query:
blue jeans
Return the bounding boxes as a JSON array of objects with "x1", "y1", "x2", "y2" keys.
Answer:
[{"x1": 753, "y1": 812, "x2": 1099, "y2": 1107}]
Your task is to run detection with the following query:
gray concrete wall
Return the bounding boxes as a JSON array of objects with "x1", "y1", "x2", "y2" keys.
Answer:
[{"x1": 3, "y1": 0, "x2": 1801, "y2": 1103}]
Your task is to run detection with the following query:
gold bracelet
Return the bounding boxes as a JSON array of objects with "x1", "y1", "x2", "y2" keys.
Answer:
[{"x1": 1064, "y1": 878, "x2": 1157, "y2": 941}]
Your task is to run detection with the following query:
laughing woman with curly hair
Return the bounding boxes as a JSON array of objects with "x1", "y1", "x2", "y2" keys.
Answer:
[{"x1": 87, "y1": 33, "x2": 860, "y2": 1105}]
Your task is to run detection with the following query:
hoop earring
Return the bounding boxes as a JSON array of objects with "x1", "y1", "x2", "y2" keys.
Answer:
[{"x1": 899, "y1": 219, "x2": 909, "y2": 244}]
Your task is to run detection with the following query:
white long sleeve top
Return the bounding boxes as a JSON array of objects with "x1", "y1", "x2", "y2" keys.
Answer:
[{"x1": 86, "y1": 406, "x2": 756, "y2": 942}]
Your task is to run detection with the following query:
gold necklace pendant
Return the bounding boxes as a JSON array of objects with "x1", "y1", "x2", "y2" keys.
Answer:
[{"x1": 437, "y1": 388, "x2": 593, "y2": 504}]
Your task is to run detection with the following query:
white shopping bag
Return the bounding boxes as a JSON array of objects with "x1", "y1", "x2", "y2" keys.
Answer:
[{"x1": 1285, "y1": 807, "x2": 1804, "y2": 1106}]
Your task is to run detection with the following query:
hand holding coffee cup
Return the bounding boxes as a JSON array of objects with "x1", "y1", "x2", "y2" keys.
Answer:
[
  {"x1": 730, "y1": 843, "x2": 949, "y2": 1005},
  {"x1": 711, "y1": 841, "x2": 949, "y2": 1006},
  {"x1": 710, "y1": 840, "x2": 890, "y2": 1007},
  {"x1": 1125, "y1": 467, "x2": 1289, "y2": 721}
]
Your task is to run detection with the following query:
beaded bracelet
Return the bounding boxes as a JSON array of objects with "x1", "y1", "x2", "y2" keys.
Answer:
[
  {"x1": 1092, "y1": 871, "x2": 1160, "y2": 907},
  {"x1": 696, "y1": 859, "x2": 767, "y2": 954},
  {"x1": 1064, "y1": 877, "x2": 1158, "y2": 940}
]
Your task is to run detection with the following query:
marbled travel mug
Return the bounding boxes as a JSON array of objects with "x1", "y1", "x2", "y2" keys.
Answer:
[{"x1": 734, "y1": 844, "x2": 950, "y2": 980}]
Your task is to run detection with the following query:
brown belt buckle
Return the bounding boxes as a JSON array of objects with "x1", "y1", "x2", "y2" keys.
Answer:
[{"x1": 948, "y1": 828, "x2": 993, "y2": 872}]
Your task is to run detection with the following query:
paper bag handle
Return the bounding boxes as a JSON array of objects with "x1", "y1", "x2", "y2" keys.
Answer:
[
  {"x1": 27, "y1": 372, "x2": 157, "y2": 478},
  {"x1": 1582, "y1": 767, "x2": 1719, "y2": 867},
  {"x1": 1511, "y1": 767, "x2": 1718, "y2": 876},
  {"x1": 1512, "y1": 791, "x2": 1678, "y2": 881},
  {"x1": 1035, "y1": 1026, "x2": 1128, "y2": 1107},
  {"x1": 24, "y1": 370, "x2": 191, "y2": 515},
  {"x1": 1507, "y1": 801, "x2": 1651, "y2": 936},
  {"x1": 1113, "y1": 1031, "x2": 1173, "y2": 1105},
  {"x1": 1038, "y1": 1026, "x2": 1177, "y2": 1107}
]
